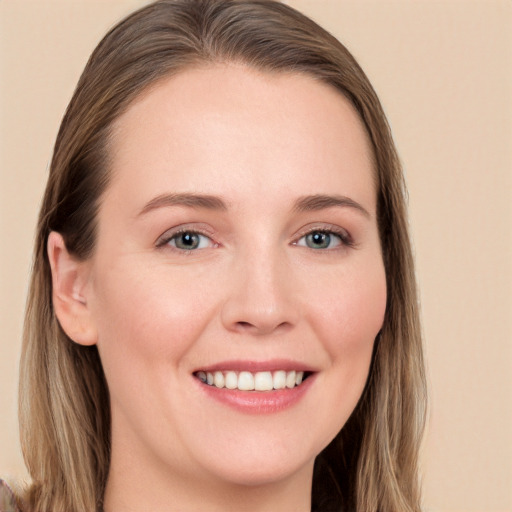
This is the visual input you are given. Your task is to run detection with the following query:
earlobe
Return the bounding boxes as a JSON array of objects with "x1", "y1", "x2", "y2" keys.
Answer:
[{"x1": 47, "y1": 231, "x2": 98, "y2": 346}]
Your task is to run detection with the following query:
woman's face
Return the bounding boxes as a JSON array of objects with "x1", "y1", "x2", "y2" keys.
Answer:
[{"x1": 84, "y1": 65, "x2": 386, "y2": 489}]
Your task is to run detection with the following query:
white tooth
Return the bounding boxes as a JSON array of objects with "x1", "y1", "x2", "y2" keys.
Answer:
[
  {"x1": 197, "y1": 371, "x2": 207, "y2": 383},
  {"x1": 214, "y1": 371, "x2": 225, "y2": 388},
  {"x1": 206, "y1": 372, "x2": 214, "y2": 385},
  {"x1": 238, "y1": 371, "x2": 255, "y2": 391},
  {"x1": 225, "y1": 371, "x2": 238, "y2": 389},
  {"x1": 254, "y1": 371, "x2": 273, "y2": 391},
  {"x1": 285, "y1": 371, "x2": 297, "y2": 389},
  {"x1": 295, "y1": 371, "x2": 304, "y2": 385},
  {"x1": 272, "y1": 370, "x2": 286, "y2": 389}
]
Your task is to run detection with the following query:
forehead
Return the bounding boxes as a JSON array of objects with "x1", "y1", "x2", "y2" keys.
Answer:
[{"x1": 106, "y1": 64, "x2": 376, "y2": 212}]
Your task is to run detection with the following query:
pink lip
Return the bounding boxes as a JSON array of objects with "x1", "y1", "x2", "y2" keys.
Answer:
[
  {"x1": 194, "y1": 371, "x2": 317, "y2": 415},
  {"x1": 193, "y1": 359, "x2": 317, "y2": 373}
]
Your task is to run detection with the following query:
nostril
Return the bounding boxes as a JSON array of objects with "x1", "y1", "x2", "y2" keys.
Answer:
[{"x1": 234, "y1": 320, "x2": 292, "y2": 336}]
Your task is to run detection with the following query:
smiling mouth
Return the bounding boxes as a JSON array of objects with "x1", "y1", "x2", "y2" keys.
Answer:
[{"x1": 194, "y1": 370, "x2": 312, "y2": 391}]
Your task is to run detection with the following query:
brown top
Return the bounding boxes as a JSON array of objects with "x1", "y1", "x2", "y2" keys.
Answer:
[{"x1": 0, "y1": 480, "x2": 20, "y2": 512}]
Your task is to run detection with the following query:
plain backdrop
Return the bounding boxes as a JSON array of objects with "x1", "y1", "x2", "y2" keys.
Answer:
[{"x1": 0, "y1": 1, "x2": 511, "y2": 511}]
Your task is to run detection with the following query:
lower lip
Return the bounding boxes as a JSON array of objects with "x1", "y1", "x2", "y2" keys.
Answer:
[{"x1": 195, "y1": 374, "x2": 316, "y2": 414}]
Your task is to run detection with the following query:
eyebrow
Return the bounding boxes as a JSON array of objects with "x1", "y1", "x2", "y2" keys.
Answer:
[
  {"x1": 293, "y1": 194, "x2": 371, "y2": 218},
  {"x1": 138, "y1": 193, "x2": 228, "y2": 216},
  {"x1": 138, "y1": 192, "x2": 370, "y2": 218}
]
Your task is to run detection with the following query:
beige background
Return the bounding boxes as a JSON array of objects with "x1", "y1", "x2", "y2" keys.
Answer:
[{"x1": 1, "y1": 1, "x2": 511, "y2": 510}]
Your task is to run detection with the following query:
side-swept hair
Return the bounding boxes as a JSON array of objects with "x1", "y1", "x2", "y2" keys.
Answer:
[{"x1": 19, "y1": 1, "x2": 426, "y2": 510}]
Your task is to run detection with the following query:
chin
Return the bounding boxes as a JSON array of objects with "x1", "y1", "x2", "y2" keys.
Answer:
[
  {"x1": 189, "y1": 430, "x2": 320, "y2": 488},
  {"x1": 206, "y1": 457, "x2": 314, "y2": 488}
]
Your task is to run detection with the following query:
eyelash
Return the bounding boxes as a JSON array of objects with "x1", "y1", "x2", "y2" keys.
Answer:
[{"x1": 156, "y1": 225, "x2": 354, "y2": 252}]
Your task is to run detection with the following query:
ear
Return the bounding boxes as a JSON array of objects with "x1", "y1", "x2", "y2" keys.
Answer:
[{"x1": 47, "y1": 231, "x2": 98, "y2": 346}]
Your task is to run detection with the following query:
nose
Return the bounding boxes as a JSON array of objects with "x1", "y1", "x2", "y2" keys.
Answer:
[{"x1": 220, "y1": 248, "x2": 299, "y2": 336}]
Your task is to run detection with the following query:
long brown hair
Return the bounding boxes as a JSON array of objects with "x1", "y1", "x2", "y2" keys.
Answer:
[{"x1": 19, "y1": 1, "x2": 427, "y2": 510}]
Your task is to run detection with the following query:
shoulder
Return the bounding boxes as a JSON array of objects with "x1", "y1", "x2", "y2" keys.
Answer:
[{"x1": 0, "y1": 480, "x2": 21, "y2": 512}]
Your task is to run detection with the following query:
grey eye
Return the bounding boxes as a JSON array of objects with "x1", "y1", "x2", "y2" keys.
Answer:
[
  {"x1": 297, "y1": 231, "x2": 343, "y2": 250},
  {"x1": 169, "y1": 232, "x2": 211, "y2": 250}
]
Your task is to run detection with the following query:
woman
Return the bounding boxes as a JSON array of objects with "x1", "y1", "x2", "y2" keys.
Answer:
[{"x1": 7, "y1": 0, "x2": 426, "y2": 510}]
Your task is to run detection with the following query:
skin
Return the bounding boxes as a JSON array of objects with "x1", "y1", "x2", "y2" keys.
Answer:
[{"x1": 49, "y1": 64, "x2": 386, "y2": 512}]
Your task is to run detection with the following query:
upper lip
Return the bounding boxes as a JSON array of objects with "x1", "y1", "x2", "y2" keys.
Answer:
[{"x1": 193, "y1": 359, "x2": 318, "y2": 374}]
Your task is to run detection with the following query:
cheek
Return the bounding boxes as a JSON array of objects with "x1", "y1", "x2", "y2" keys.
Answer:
[
  {"x1": 309, "y1": 259, "x2": 387, "y2": 359},
  {"x1": 294, "y1": 257, "x2": 386, "y2": 451},
  {"x1": 90, "y1": 261, "x2": 225, "y2": 439},
  {"x1": 91, "y1": 261, "x2": 220, "y2": 374}
]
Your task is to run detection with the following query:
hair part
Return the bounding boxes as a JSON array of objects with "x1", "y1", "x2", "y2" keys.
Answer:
[{"x1": 19, "y1": 1, "x2": 426, "y2": 511}]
